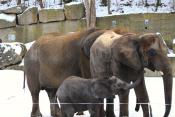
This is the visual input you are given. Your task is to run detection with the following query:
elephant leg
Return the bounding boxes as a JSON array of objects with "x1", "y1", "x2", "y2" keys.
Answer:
[
  {"x1": 31, "y1": 92, "x2": 42, "y2": 117},
  {"x1": 45, "y1": 88, "x2": 60, "y2": 117},
  {"x1": 63, "y1": 104, "x2": 75, "y2": 117},
  {"x1": 134, "y1": 78, "x2": 152, "y2": 117},
  {"x1": 88, "y1": 102, "x2": 105, "y2": 117},
  {"x1": 89, "y1": 106, "x2": 102, "y2": 117},
  {"x1": 99, "y1": 103, "x2": 105, "y2": 117},
  {"x1": 106, "y1": 98, "x2": 115, "y2": 117},
  {"x1": 118, "y1": 91, "x2": 129, "y2": 117},
  {"x1": 135, "y1": 98, "x2": 140, "y2": 112},
  {"x1": 27, "y1": 75, "x2": 41, "y2": 117},
  {"x1": 76, "y1": 112, "x2": 84, "y2": 115}
]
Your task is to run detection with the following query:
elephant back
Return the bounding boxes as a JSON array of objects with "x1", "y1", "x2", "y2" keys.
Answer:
[
  {"x1": 90, "y1": 31, "x2": 122, "y2": 78},
  {"x1": 90, "y1": 30, "x2": 122, "y2": 57}
]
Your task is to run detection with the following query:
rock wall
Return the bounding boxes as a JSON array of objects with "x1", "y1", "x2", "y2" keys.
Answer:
[{"x1": 0, "y1": 2, "x2": 85, "y2": 28}]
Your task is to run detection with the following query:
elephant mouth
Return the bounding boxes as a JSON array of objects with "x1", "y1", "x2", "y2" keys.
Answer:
[{"x1": 146, "y1": 61, "x2": 156, "y2": 71}]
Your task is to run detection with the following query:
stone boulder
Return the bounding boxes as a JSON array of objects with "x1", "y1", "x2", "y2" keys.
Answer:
[
  {"x1": 64, "y1": 2, "x2": 85, "y2": 20},
  {"x1": 1, "y1": 5, "x2": 27, "y2": 14},
  {"x1": 0, "y1": 42, "x2": 27, "y2": 69},
  {"x1": 39, "y1": 8, "x2": 65, "y2": 23},
  {"x1": 17, "y1": 7, "x2": 38, "y2": 25},
  {"x1": 0, "y1": 13, "x2": 16, "y2": 28}
]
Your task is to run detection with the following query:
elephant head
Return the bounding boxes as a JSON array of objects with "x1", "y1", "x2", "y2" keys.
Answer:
[
  {"x1": 111, "y1": 33, "x2": 173, "y2": 117},
  {"x1": 139, "y1": 33, "x2": 173, "y2": 117},
  {"x1": 92, "y1": 76, "x2": 143, "y2": 98}
]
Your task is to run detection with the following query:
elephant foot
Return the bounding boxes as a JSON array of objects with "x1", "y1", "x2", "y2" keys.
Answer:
[
  {"x1": 50, "y1": 109, "x2": 62, "y2": 117},
  {"x1": 76, "y1": 111, "x2": 84, "y2": 115},
  {"x1": 106, "y1": 111, "x2": 116, "y2": 117},
  {"x1": 31, "y1": 112, "x2": 42, "y2": 117}
]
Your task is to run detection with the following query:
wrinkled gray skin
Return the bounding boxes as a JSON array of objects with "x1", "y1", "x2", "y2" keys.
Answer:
[
  {"x1": 56, "y1": 75, "x2": 142, "y2": 117},
  {"x1": 85, "y1": 31, "x2": 173, "y2": 117}
]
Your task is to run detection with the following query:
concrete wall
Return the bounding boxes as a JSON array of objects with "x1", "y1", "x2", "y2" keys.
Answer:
[
  {"x1": 0, "y1": 19, "x2": 86, "y2": 43},
  {"x1": 1, "y1": 13, "x2": 175, "y2": 44}
]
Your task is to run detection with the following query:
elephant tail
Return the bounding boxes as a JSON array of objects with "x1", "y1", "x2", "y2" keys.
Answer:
[{"x1": 23, "y1": 71, "x2": 26, "y2": 89}]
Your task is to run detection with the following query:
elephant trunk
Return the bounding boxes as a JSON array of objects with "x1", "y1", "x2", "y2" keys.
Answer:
[
  {"x1": 162, "y1": 68, "x2": 173, "y2": 117},
  {"x1": 158, "y1": 56, "x2": 173, "y2": 117},
  {"x1": 124, "y1": 76, "x2": 143, "y2": 90}
]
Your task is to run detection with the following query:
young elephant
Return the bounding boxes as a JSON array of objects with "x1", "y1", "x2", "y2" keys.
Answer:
[{"x1": 56, "y1": 76, "x2": 141, "y2": 117}]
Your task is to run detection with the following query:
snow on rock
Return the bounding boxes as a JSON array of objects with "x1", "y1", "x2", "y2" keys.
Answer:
[
  {"x1": 0, "y1": 42, "x2": 26, "y2": 69},
  {"x1": 66, "y1": 1, "x2": 83, "y2": 6},
  {"x1": 0, "y1": 42, "x2": 24, "y2": 55},
  {"x1": 0, "y1": 5, "x2": 26, "y2": 14},
  {"x1": 0, "y1": 13, "x2": 16, "y2": 22},
  {"x1": 25, "y1": 41, "x2": 35, "y2": 50},
  {"x1": 0, "y1": 13, "x2": 16, "y2": 28}
]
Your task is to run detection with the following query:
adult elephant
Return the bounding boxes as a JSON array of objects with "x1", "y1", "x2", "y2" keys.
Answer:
[
  {"x1": 24, "y1": 28, "x2": 128, "y2": 117},
  {"x1": 82, "y1": 31, "x2": 173, "y2": 117}
]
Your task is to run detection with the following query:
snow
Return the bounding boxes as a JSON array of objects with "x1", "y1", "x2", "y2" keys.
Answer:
[
  {"x1": 0, "y1": 70, "x2": 175, "y2": 117},
  {"x1": 96, "y1": 0, "x2": 175, "y2": 17},
  {"x1": 66, "y1": 1, "x2": 83, "y2": 6},
  {"x1": 0, "y1": 13, "x2": 16, "y2": 22},
  {"x1": 0, "y1": 42, "x2": 23, "y2": 55},
  {"x1": 25, "y1": 41, "x2": 34, "y2": 50},
  {"x1": 0, "y1": 0, "x2": 175, "y2": 15}
]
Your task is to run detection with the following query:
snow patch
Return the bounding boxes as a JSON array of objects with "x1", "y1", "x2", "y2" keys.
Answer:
[
  {"x1": 0, "y1": 42, "x2": 23, "y2": 55},
  {"x1": 66, "y1": 1, "x2": 82, "y2": 6},
  {"x1": 25, "y1": 41, "x2": 35, "y2": 50},
  {"x1": 0, "y1": 13, "x2": 16, "y2": 22}
]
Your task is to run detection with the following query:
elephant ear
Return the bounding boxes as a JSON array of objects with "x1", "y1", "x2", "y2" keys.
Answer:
[
  {"x1": 80, "y1": 29, "x2": 105, "y2": 58},
  {"x1": 111, "y1": 34, "x2": 142, "y2": 71}
]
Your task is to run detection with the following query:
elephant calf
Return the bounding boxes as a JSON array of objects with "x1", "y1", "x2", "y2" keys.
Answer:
[{"x1": 56, "y1": 76, "x2": 142, "y2": 117}]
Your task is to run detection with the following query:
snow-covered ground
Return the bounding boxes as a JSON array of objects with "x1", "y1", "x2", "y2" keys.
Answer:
[
  {"x1": 0, "y1": 0, "x2": 175, "y2": 17},
  {"x1": 0, "y1": 70, "x2": 174, "y2": 117}
]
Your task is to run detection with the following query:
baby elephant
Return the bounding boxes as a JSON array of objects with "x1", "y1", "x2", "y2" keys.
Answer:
[{"x1": 56, "y1": 76, "x2": 141, "y2": 117}]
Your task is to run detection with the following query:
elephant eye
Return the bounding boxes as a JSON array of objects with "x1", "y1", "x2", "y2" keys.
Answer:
[{"x1": 147, "y1": 49, "x2": 157, "y2": 56}]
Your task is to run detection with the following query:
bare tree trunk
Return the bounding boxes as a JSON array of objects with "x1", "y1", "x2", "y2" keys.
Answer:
[
  {"x1": 145, "y1": 0, "x2": 148, "y2": 6},
  {"x1": 84, "y1": 0, "x2": 90, "y2": 28},
  {"x1": 84, "y1": 0, "x2": 96, "y2": 28},
  {"x1": 101, "y1": 0, "x2": 107, "y2": 6},
  {"x1": 173, "y1": 0, "x2": 175, "y2": 10},
  {"x1": 90, "y1": 0, "x2": 96, "y2": 28},
  {"x1": 155, "y1": 0, "x2": 161, "y2": 11},
  {"x1": 38, "y1": 0, "x2": 44, "y2": 8},
  {"x1": 108, "y1": 0, "x2": 111, "y2": 14},
  {"x1": 16, "y1": 0, "x2": 21, "y2": 5}
]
